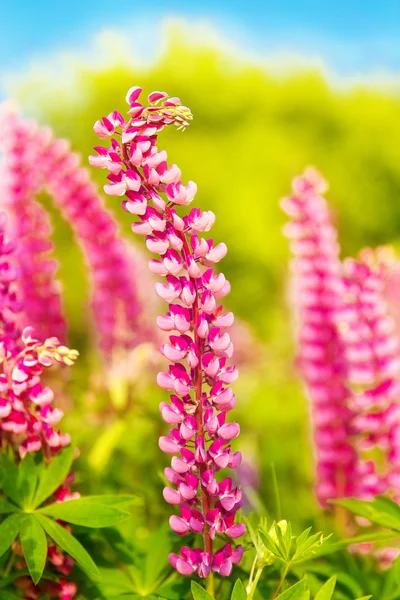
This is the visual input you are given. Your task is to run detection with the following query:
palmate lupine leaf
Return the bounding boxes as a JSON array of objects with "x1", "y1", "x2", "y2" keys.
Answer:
[
  {"x1": 19, "y1": 514, "x2": 47, "y2": 584},
  {"x1": 35, "y1": 513, "x2": 100, "y2": 581},
  {"x1": 260, "y1": 532, "x2": 286, "y2": 560},
  {"x1": 259, "y1": 522, "x2": 329, "y2": 565},
  {"x1": 1, "y1": 449, "x2": 70, "y2": 511},
  {"x1": 259, "y1": 526, "x2": 287, "y2": 561},
  {"x1": 292, "y1": 530, "x2": 330, "y2": 563}
]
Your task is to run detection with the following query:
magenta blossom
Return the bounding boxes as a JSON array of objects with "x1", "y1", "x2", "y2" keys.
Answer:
[
  {"x1": 0, "y1": 214, "x2": 79, "y2": 458},
  {"x1": 282, "y1": 167, "x2": 400, "y2": 514},
  {"x1": 0, "y1": 212, "x2": 79, "y2": 599},
  {"x1": 281, "y1": 167, "x2": 359, "y2": 506},
  {"x1": 0, "y1": 108, "x2": 153, "y2": 356},
  {"x1": 90, "y1": 86, "x2": 245, "y2": 579},
  {"x1": 338, "y1": 250, "x2": 400, "y2": 501}
]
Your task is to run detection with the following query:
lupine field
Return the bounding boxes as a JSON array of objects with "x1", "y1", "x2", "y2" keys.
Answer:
[{"x1": 3, "y1": 14, "x2": 400, "y2": 599}]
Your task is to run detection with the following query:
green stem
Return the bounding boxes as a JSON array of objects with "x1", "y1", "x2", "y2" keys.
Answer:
[
  {"x1": 3, "y1": 551, "x2": 16, "y2": 578},
  {"x1": 272, "y1": 563, "x2": 289, "y2": 599},
  {"x1": 247, "y1": 567, "x2": 263, "y2": 600},
  {"x1": 247, "y1": 553, "x2": 258, "y2": 591},
  {"x1": 206, "y1": 572, "x2": 215, "y2": 596}
]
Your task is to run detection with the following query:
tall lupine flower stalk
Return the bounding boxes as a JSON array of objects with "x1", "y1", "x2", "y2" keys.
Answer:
[
  {"x1": 90, "y1": 87, "x2": 245, "y2": 588},
  {"x1": 0, "y1": 214, "x2": 78, "y2": 459},
  {"x1": 338, "y1": 249, "x2": 400, "y2": 501},
  {"x1": 0, "y1": 111, "x2": 66, "y2": 342},
  {"x1": 283, "y1": 168, "x2": 400, "y2": 520},
  {"x1": 0, "y1": 108, "x2": 150, "y2": 356},
  {"x1": 0, "y1": 212, "x2": 79, "y2": 600},
  {"x1": 281, "y1": 168, "x2": 359, "y2": 506}
]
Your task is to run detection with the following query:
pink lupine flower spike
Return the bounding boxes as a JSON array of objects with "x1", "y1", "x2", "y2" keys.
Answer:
[
  {"x1": 90, "y1": 87, "x2": 245, "y2": 584},
  {"x1": 0, "y1": 212, "x2": 79, "y2": 599}
]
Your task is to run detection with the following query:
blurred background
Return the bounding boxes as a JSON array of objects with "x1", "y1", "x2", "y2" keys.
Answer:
[{"x1": 2, "y1": 0, "x2": 400, "y2": 535}]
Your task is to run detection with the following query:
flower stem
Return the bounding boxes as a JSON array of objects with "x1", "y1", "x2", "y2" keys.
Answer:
[
  {"x1": 247, "y1": 567, "x2": 263, "y2": 600},
  {"x1": 3, "y1": 551, "x2": 15, "y2": 578},
  {"x1": 206, "y1": 571, "x2": 215, "y2": 596},
  {"x1": 272, "y1": 563, "x2": 289, "y2": 599}
]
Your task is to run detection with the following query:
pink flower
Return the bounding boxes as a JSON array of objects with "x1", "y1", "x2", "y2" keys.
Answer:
[
  {"x1": 0, "y1": 108, "x2": 153, "y2": 357},
  {"x1": 91, "y1": 86, "x2": 245, "y2": 579},
  {"x1": 282, "y1": 167, "x2": 359, "y2": 506},
  {"x1": 283, "y1": 167, "x2": 400, "y2": 525},
  {"x1": 0, "y1": 213, "x2": 79, "y2": 597}
]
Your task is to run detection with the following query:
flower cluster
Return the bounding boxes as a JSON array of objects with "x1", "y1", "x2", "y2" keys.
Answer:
[
  {"x1": 0, "y1": 212, "x2": 79, "y2": 599},
  {"x1": 282, "y1": 167, "x2": 400, "y2": 510},
  {"x1": 90, "y1": 86, "x2": 245, "y2": 579},
  {"x1": 338, "y1": 250, "x2": 400, "y2": 501},
  {"x1": 0, "y1": 108, "x2": 151, "y2": 356},
  {"x1": 0, "y1": 211, "x2": 79, "y2": 459},
  {"x1": 0, "y1": 325, "x2": 78, "y2": 460},
  {"x1": 0, "y1": 111, "x2": 66, "y2": 343},
  {"x1": 281, "y1": 168, "x2": 358, "y2": 506}
]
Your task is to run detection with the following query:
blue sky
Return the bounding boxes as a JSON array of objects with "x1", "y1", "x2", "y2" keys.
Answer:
[{"x1": 1, "y1": 1, "x2": 400, "y2": 77}]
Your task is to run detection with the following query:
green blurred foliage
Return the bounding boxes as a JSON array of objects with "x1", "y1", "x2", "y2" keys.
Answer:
[{"x1": 8, "y1": 28, "x2": 400, "y2": 532}]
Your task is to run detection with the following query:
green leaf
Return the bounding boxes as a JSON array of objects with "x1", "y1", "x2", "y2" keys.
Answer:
[
  {"x1": 0, "y1": 455, "x2": 22, "y2": 506},
  {"x1": 312, "y1": 531, "x2": 397, "y2": 558},
  {"x1": 34, "y1": 445, "x2": 75, "y2": 508},
  {"x1": 156, "y1": 578, "x2": 191, "y2": 600},
  {"x1": 274, "y1": 521, "x2": 290, "y2": 561},
  {"x1": 70, "y1": 494, "x2": 136, "y2": 507},
  {"x1": 191, "y1": 581, "x2": 215, "y2": 600},
  {"x1": 38, "y1": 498, "x2": 130, "y2": 527},
  {"x1": 96, "y1": 567, "x2": 135, "y2": 595},
  {"x1": 20, "y1": 514, "x2": 47, "y2": 584},
  {"x1": 0, "y1": 497, "x2": 19, "y2": 514},
  {"x1": 292, "y1": 528, "x2": 329, "y2": 563},
  {"x1": 0, "y1": 513, "x2": 21, "y2": 558},
  {"x1": 354, "y1": 597, "x2": 372, "y2": 600},
  {"x1": 142, "y1": 524, "x2": 173, "y2": 591},
  {"x1": 278, "y1": 580, "x2": 307, "y2": 599},
  {"x1": 259, "y1": 528, "x2": 286, "y2": 560},
  {"x1": 332, "y1": 496, "x2": 400, "y2": 531},
  {"x1": 36, "y1": 513, "x2": 100, "y2": 580},
  {"x1": 314, "y1": 576, "x2": 336, "y2": 600},
  {"x1": 17, "y1": 455, "x2": 39, "y2": 509},
  {"x1": 295, "y1": 527, "x2": 312, "y2": 548},
  {"x1": 231, "y1": 579, "x2": 246, "y2": 600}
]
